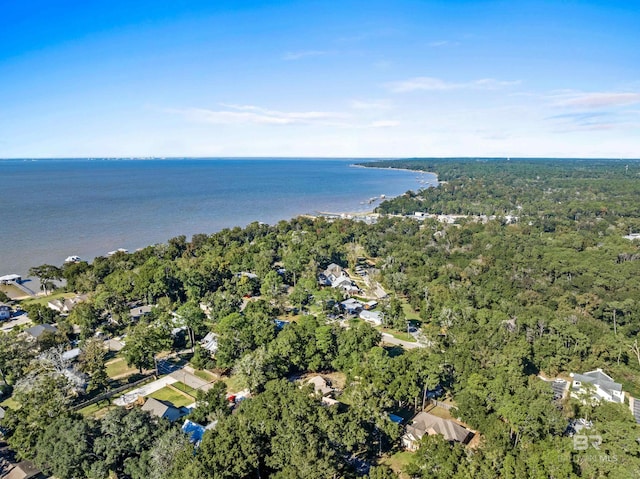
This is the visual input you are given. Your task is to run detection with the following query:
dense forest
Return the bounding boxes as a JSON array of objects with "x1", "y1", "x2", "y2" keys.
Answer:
[{"x1": 1, "y1": 158, "x2": 640, "y2": 478}]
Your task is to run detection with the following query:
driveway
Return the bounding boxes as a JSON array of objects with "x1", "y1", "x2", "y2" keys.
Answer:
[
  {"x1": 113, "y1": 375, "x2": 177, "y2": 406},
  {"x1": 380, "y1": 332, "x2": 424, "y2": 349},
  {"x1": 1, "y1": 315, "x2": 32, "y2": 332}
]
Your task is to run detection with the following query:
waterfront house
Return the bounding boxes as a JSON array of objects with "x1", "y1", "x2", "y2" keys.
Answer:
[
  {"x1": 402, "y1": 412, "x2": 473, "y2": 450},
  {"x1": 570, "y1": 368, "x2": 624, "y2": 404},
  {"x1": 0, "y1": 303, "x2": 11, "y2": 321},
  {"x1": 46, "y1": 294, "x2": 87, "y2": 314},
  {"x1": 0, "y1": 274, "x2": 22, "y2": 285}
]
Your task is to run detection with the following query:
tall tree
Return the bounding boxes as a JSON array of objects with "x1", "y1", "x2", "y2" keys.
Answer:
[
  {"x1": 28, "y1": 264, "x2": 63, "y2": 295},
  {"x1": 122, "y1": 321, "x2": 171, "y2": 373}
]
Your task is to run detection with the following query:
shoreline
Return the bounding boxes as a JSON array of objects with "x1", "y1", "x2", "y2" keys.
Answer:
[
  {"x1": 3, "y1": 161, "x2": 433, "y2": 279},
  {"x1": 349, "y1": 163, "x2": 440, "y2": 180}
]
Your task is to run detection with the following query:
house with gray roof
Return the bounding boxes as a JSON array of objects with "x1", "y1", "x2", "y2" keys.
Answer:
[
  {"x1": 402, "y1": 412, "x2": 473, "y2": 450},
  {"x1": 306, "y1": 376, "x2": 333, "y2": 396},
  {"x1": 129, "y1": 305, "x2": 154, "y2": 321},
  {"x1": 570, "y1": 368, "x2": 624, "y2": 404},
  {"x1": 23, "y1": 324, "x2": 57, "y2": 341},
  {"x1": 141, "y1": 397, "x2": 186, "y2": 422}
]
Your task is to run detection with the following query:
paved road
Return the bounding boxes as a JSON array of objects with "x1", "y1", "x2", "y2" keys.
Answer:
[{"x1": 156, "y1": 358, "x2": 183, "y2": 375}]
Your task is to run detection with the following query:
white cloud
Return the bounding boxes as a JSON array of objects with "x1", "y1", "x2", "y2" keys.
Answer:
[
  {"x1": 387, "y1": 76, "x2": 520, "y2": 93},
  {"x1": 553, "y1": 92, "x2": 640, "y2": 109},
  {"x1": 170, "y1": 104, "x2": 349, "y2": 126},
  {"x1": 349, "y1": 99, "x2": 392, "y2": 110},
  {"x1": 282, "y1": 50, "x2": 329, "y2": 61}
]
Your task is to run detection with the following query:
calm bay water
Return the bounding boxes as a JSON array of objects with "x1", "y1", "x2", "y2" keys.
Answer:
[{"x1": 0, "y1": 158, "x2": 436, "y2": 277}]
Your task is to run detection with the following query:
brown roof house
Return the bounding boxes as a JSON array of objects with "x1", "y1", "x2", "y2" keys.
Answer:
[
  {"x1": 306, "y1": 376, "x2": 333, "y2": 396},
  {"x1": 1, "y1": 462, "x2": 43, "y2": 479},
  {"x1": 402, "y1": 412, "x2": 473, "y2": 451}
]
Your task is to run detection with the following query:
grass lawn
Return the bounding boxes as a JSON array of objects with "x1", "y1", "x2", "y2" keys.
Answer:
[
  {"x1": 0, "y1": 397, "x2": 20, "y2": 410},
  {"x1": 192, "y1": 368, "x2": 217, "y2": 382},
  {"x1": 79, "y1": 400, "x2": 116, "y2": 418},
  {"x1": 401, "y1": 301, "x2": 421, "y2": 321},
  {"x1": 425, "y1": 404, "x2": 456, "y2": 420},
  {"x1": 151, "y1": 385, "x2": 194, "y2": 407},
  {"x1": 171, "y1": 381, "x2": 199, "y2": 397},
  {"x1": 223, "y1": 375, "x2": 245, "y2": 394},
  {"x1": 0, "y1": 284, "x2": 29, "y2": 300},
  {"x1": 380, "y1": 328, "x2": 416, "y2": 342},
  {"x1": 381, "y1": 451, "x2": 414, "y2": 478},
  {"x1": 105, "y1": 358, "x2": 138, "y2": 379},
  {"x1": 20, "y1": 291, "x2": 75, "y2": 307}
]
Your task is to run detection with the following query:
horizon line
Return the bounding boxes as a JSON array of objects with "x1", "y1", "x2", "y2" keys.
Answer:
[{"x1": 1, "y1": 156, "x2": 639, "y2": 161}]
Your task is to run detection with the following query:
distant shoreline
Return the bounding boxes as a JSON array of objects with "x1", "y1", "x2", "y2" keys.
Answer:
[{"x1": 349, "y1": 163, "x2": 439, "y2": 180}]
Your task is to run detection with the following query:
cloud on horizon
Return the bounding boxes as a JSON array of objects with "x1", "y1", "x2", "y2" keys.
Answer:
[
  {"x1": 349, "y1": 99, "x2": 392, "y2": 110},
  {"x1": 167, "y1": 104, "x2": 399, "y2": 130},
  {"x1": 170, "y1": 104, "x2": 348, "y2": 126},
  {"x1": 387, "y1": 76, "x2": 521, "y2": 93},
  {"x1": 552, "y1": 91, "x2": 640, "y2": 109}
]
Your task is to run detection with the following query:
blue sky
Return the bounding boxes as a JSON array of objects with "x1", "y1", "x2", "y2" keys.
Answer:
[{"x1": 1, "y1": 0, "x2": 638, "y2": 158}]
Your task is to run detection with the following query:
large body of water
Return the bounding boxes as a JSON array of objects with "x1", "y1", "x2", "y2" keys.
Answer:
[{"x1": 0, "y1": 158, "x2": 436, "y2": 277}]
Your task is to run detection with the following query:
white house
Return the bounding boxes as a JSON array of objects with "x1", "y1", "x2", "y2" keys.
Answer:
[
  {"x1": 323, "y1": 263, "x2": 345, "y2": 282},
  {"x1": 0, "y1": 274, "x2": 21, "y2": 285},
  {"x1": 47, "y1": 294, "x2": 88, "y2": 314},
  {"x1": 340, "y1": 298, "x2": 363, "y2": 315},
  {"x1": 360, "y1": 310, "x2": 383, "y2": 326},
  {"x1": 570, "y1": 368, "x2": 625, "y2": 404},
  {"x1": 201, "y1": 332, "x2": 219, "y2": 354}
]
